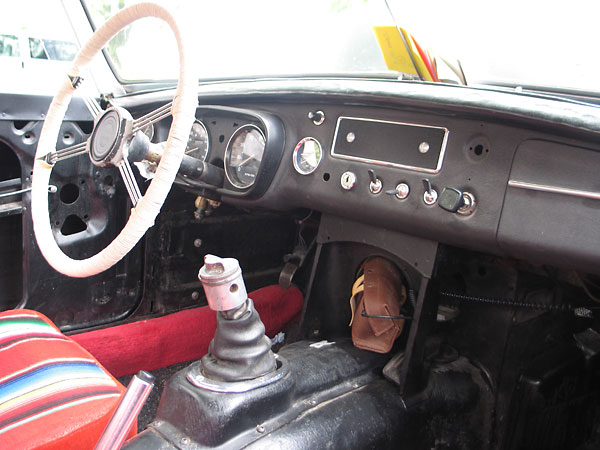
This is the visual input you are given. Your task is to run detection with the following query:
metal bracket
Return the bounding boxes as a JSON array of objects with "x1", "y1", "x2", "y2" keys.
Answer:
[{"x1": 279, "y1": 240, "x2": 315, "y2": 289}]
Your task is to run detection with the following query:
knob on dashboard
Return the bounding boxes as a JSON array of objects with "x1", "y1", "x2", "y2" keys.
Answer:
[{"x1": 308, "y1": 110, "x2": 325, "y2": 126}]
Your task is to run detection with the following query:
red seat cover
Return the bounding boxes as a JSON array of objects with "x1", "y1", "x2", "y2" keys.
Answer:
[{"x1": 0, "y1": 309, "x2": 131, "y2": 450}]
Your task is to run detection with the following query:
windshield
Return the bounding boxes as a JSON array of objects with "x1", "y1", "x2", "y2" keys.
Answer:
[
  {"x1": 85, "y1": 0, "x2": 393, "y2": 81},
  {"x1": 85, "y1": 0, "x2": 598, "y2": 94}
]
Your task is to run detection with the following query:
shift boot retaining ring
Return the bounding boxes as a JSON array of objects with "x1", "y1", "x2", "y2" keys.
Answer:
[{"x1": 186, "y1": 355, "x2": 288, "y2": 393}]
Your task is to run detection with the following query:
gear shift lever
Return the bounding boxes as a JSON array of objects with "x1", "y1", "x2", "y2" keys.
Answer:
[{"x1": 198, "y1": 255, "x2": 276, "y2": 381}]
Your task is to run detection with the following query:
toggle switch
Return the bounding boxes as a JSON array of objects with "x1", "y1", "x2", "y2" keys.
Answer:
[
  {"x1": 422, "y1": 178, "x2": 438, "y2": 205},
  {"x1": 385, "y1": 183, "x2": 410, "y2": 200},
  {"x1": 368, "y1": 169, "x2": 383, "y2": 194}
]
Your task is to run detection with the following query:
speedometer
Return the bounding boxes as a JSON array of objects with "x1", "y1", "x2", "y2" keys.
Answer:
[{"x1": 224, "y1": 124, "x2": 266, "y2": 189}]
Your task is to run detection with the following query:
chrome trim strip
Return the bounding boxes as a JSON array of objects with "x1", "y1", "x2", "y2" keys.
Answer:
[
  {"x1": 508, "y1": 180, "x2": 600, "y2": 200},
  {"x1": 330, "y1": 116, "x2": 449, "y2": 174}
]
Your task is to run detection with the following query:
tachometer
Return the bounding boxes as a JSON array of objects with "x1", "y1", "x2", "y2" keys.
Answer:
[
  {"x1": 293, "y1": 137, "x2": 323, "y2": 175},
  {"x1": 185, "y1": 120, "x2": 209, "y2": 161},
  {"x1": 225, "y1": 124, "x2": 266, "y2": 189}
]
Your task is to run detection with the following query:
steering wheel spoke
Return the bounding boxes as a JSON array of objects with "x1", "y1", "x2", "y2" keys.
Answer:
[
  {"x1": 44, "y1": 141, "x2": 89, "y2": 165},
  {"x1": 82, "y1": 95, "x2": 103, "y2": 118},
  {"x1": 132, "y1": 101, "x2": 173, "y2": 134},
  {"x1": 118, "y1": 158, "x2": 142, "y2": 207}
]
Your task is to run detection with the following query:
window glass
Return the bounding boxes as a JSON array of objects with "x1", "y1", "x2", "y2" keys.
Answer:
[
  {"x1": 0, "y1": 34, "x2": 19, "y2": 57},
  {"x1": 29, "y1": 38, "x2": 78, "y2": 61},
  {"x1": 0, "y1": 0, "x2": 81, "y2": 94},
  {"x1": 29, "y1": 38, "x2": 48, "y2": 59}
]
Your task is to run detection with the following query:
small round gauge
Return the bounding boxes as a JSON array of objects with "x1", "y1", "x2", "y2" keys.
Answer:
[
  {"x1": 293, "y1": 137, "x2": 323, "y2": 175},
  {"x1": 225, "y1": 124, "x2": 266, "y2": 189},
  {"x1": 185, "y1": 120, "x2": 210, "y2": 161}
]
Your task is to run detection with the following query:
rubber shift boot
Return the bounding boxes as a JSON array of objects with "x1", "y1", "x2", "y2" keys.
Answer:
[{"x1": 201, "y1": 299, "x2": 276, "y2": 382}]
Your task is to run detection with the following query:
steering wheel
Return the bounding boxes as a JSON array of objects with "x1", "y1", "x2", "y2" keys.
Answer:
[{"x1": 31, "y1": 3, "x2": 197, "y2": 278}]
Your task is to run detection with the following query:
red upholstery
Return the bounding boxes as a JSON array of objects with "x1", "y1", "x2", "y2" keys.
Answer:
[{"x1": 0, "y1": 310, "x2": 132, "y2": 449}]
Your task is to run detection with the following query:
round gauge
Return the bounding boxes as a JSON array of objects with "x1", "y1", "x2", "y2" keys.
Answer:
[
  {"x1": 293, "y1": 137, "x2": 323, "y2": 175},
  {"x1": 225, "y1": 124, "x2": 266, "y2": 189},
  {"x1": 185, "y1": 120, "x2": 209, "y2": 161}
]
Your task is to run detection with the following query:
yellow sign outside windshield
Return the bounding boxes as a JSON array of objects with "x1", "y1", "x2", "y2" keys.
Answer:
[{"x1": 373, "y1": 26, "x2": 434, "y2": 82}]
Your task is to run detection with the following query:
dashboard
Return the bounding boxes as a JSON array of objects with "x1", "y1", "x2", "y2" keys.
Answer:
[{"x1": 126, "y1": 79, "x2": 600, "y2": 275}]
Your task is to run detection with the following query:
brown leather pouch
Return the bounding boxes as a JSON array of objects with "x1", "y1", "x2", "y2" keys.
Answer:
[{"x1": 349, "y1": 257, "x2": 406, "y2": 353}]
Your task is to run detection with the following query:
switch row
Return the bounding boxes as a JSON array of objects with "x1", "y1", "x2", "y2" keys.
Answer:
[{"x1": 340, "y1": 170, "x2": 477, "y2": 215}]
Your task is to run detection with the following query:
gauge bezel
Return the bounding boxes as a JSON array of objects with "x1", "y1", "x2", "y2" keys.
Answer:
[
  {"x1": 224, "y1": 124, "x2": 266, "y2": 190},
  {"x1": 292, "y1": 137, "x2": 323, "y2": 175},
  {"x1": 186, "y1": 119, "x2": 210, "y2": 162}
]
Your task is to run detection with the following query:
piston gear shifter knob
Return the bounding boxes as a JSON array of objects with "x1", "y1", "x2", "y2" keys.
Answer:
[{"x1": 198, "y1": 255, "x2": 248, "y2": 311}]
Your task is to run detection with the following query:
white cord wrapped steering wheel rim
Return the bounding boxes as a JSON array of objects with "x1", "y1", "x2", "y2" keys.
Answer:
[{"x1": 31, "y1": 3, "x2": 197, "y2": 278}]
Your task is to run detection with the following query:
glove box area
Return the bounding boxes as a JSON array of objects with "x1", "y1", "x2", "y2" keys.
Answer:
[{"x1": 498, "y1": 139, "x2": 600, "y2": 274}]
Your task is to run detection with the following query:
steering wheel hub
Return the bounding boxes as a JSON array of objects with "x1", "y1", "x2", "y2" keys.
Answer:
[{"x1": 89, "y1": 107, "x2": 132, "y2": 167}]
